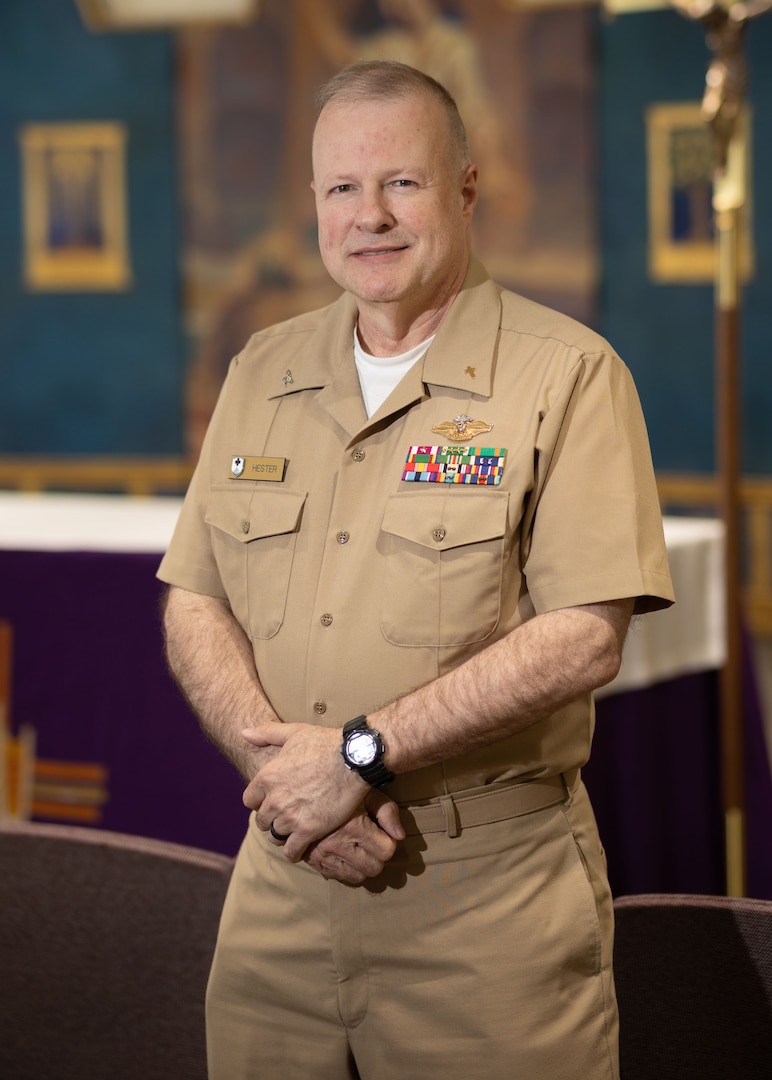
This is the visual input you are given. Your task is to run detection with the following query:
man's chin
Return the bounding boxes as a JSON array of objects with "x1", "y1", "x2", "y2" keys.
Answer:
[{"x1": 339, "y1": 274, "x2": 410, "y2": 306}]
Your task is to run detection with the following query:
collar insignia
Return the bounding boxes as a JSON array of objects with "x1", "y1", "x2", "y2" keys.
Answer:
[
  {"x1": 282, "y1": 369, "x2": 294, "y2": 387},
  {"x1": 431, "y1": 415, "x2": 493, "y2": 441}
]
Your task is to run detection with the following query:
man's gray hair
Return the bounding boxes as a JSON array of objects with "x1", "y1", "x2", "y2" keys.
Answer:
[{"x1": 315, "y1": 60, "x2": 471, "y2": 169}]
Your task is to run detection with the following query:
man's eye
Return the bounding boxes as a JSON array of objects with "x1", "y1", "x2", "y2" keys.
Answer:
[
  {"x1": 331, "y1": 184, "x2": 354, "y2": 194},
  {"x1": 391, "y1": 179, "x2": 415, "y2": 188}
]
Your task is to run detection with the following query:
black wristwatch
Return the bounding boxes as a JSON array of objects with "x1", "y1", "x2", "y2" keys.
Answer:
[{"x1": 340, "y1": 716, "x2": 394, "y2": 788}]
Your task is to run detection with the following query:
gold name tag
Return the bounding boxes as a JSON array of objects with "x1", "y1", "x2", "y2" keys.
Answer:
[{"x1": 230, "y1": 456, "x2": 287, "y2": 482}]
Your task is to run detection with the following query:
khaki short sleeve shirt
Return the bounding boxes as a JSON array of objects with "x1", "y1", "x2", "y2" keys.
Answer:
[{"x1": 159, "y1": 259, "x2": 673, "y2": 801}]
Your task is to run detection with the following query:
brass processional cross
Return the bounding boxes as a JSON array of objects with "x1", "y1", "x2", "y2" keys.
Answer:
[{"x1": 607, "y1": 0, "x2": 771, "y2": 896}]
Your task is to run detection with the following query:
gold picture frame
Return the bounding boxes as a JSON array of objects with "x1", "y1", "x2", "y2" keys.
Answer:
[
  {"x1": 646, "y1": 102, "x2": 754, "y2": 284},
  {"x1": 76, "y1": 0, "x2": 260, "y2": 31},
  {"x1": 19, "y1": 122, "x2": 132, "y2": 291}
]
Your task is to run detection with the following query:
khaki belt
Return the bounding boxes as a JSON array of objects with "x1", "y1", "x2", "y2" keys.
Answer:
[{"x1": 398, "y1": 770, "x2": 578, "y2": 838}]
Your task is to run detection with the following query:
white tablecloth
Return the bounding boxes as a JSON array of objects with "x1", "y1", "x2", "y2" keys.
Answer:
[
  {"x1": 0, "y1": 493, "x2": 725, "y2": 695},
  {"x1": 598, "y1": 515, "x2": 725, "y2": 697},
  {"x1": 0, "y1": 492, "x2": 183, "y2": 554}
]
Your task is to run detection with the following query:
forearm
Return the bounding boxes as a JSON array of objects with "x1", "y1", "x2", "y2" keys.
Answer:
[
  {"x1": 374, "y1": 599, "x2": 633, "y2": 775},
  {"x1": 164, "y1": 585, "x2": 403, "y2": 880},
  {"x1": 162, "y1": 585, "x2": 280, "y2": 780}
]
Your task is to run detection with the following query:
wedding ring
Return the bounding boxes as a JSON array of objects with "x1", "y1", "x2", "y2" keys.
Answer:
[{"x1": 270, "y1": 822, "x2": 290, "y2": 843}]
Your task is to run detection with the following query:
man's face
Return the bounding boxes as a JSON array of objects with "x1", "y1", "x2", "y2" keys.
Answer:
[{"x1": 311, "y1": 93, "x2": 477, "y2": 321}]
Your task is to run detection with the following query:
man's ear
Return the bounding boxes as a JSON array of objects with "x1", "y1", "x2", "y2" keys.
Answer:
[{"x1": 461, "y1": 164, "x2": 479, "y2": 217}]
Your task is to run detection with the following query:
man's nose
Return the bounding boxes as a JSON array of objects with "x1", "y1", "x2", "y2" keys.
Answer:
[{"x1": 355, "y1": 186, "x2": 396, "y2": 232}]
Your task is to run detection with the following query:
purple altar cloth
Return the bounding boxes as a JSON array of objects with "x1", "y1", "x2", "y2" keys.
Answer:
[
  {"x1": 1, "y1": 549, "x2": 248, "y2": 856},
  {"x1": 586, "y1": 642, "x2": 772, "y2": 900},
  {"x1": 587, "y1": 673, "x2": 725, "y2": 896},
  {"x1": 2, "y1": 546, "x2": 771, "y2": 897}
]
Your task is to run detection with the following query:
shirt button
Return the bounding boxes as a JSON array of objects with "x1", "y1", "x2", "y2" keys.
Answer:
[
  {"x1": 336, "y1": 531, "x2": 350, "y2": 544},
  {"x1": 432, "y1": 528, "x2": 446, "y2": 542},
  {"x1": 241, "y1": 520, "x2": 251, "y2": 535},
  {"x1": 352, "y1": 448, "x2": 366, "y2": 462},
  {"x1": 313, "y1": 701, "x2": 327, "y2": 715},
  {"x1": 320, "y1": 613, "x2": 333, "y2": 627}
]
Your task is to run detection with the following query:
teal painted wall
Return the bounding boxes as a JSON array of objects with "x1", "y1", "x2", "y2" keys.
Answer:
[
  {"x1": 599, "y1": 10, "x2": 772, "y2": 475},
  {"x1": 0, "y1": 0, "x2": 183, "y2": 455},
  {"x1": 1, "y1": 3, "x2": 769, "y2": 475}
]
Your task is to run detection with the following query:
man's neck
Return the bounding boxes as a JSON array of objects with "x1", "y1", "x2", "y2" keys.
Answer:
[{"x1": 355, "y1": 291, "x2": 459, "y2": 358}]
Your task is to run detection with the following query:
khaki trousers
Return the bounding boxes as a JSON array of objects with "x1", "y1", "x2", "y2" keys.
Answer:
[{"x1": 206, "y1": 779, "x2": 619, "y2": 1080}]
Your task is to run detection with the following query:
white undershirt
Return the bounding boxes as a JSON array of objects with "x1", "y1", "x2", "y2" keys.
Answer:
[{"x1": 354, "y1": 328, "x2": 436, "y2": 418}]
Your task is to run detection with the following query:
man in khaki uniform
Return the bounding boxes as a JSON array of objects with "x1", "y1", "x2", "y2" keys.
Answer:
[{"x1": 160, "y1": 60, "x2": 674, "y2": 1079}]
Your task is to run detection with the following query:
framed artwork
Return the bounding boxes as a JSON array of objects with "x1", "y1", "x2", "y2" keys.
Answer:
[
  {"x1": 646, "y1": 102, "x2": 754, "y2": 283},
  {"x1": 19, "y1": 121, "x2": 131, "y2": 291}
]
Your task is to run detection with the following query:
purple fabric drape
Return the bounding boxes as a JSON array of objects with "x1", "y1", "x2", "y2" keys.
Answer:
[
  {"x1": 1, "y1": 549, "x2": 247, "y2": 855},
  {"x1": 2, "y1": 547, "x2": 771, "y2": 896},
  {"x1": 586, "y1": 642, "x2": 772, "y2": 900}
]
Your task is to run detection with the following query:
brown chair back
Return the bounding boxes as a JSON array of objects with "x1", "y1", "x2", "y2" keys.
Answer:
[
  {"x1": 0, "y1": 820, "x2": 233, "y2": 1080},
  {"x1": 614, "y1": 892, "x2": 772, "y2": 1079}
]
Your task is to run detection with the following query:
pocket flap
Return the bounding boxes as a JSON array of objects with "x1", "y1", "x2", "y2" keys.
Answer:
[
  {"x1": 205, "y1": 486, "x2": 306, "y2": 543},
  {"x1": 381, "y1": 491, "x2": 509, "y2": 551}
]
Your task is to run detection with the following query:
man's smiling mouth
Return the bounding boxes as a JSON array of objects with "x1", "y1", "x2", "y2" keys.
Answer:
[{"x1": 352, "y1": 245, "x2": 408, "y2": 257}]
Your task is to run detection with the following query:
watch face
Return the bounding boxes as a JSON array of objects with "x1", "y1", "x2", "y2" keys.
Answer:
[{"x1": 346, "y1": 730, "x2": 378, "y2": 767}]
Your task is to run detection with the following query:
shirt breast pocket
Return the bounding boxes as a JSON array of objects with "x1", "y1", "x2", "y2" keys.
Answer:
[
  {"x1": 205, "y1": 485, "x2": 307, "y2": 639},
  {"x1": 379, "y1": 490, "x2": 510, "y2": 647}
]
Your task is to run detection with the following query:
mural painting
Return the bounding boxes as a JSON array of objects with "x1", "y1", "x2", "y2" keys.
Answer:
[{"x1": 175, "y1": 0, "x2": 598, "y2": 453}]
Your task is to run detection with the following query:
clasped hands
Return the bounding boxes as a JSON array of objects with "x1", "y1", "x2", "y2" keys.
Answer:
[{"x1": 241, "y1": 721, "x2": 404, "y2": 885}]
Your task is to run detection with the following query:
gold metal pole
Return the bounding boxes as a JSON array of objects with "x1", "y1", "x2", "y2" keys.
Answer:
[
  {"x1": 666, "y1": 0, "x2": 766, "y2": 897},
  {"x1": 713, "y1": 132, "x2": 747, "y2": 895}
]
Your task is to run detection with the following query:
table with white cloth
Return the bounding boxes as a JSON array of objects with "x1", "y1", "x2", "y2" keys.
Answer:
[{"x1": 1, "y1": 494, "x2": 770, "y2": 897}]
